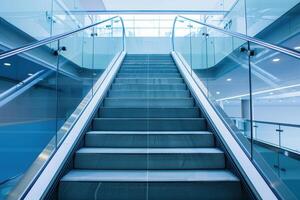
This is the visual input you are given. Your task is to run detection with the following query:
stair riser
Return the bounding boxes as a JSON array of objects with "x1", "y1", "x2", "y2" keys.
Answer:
[
  {"x1": 108, "y1": 91, "x2": 190, "y2": 98},
  {"x1": 93, "y1": 119, "x2": 207, "y2": 131},
  {"x1": 125, "y1": 55, "x2": 173, "y2": 61},
  {"x1": 120, "y1": 66, "x2": 177, "y2": 70},
  {"x1": 85, "y1": 134, "x2": 214, "y2": 148},
  {"x1": 98, "y1": 108, "x2": 201, "y2": 118},
  {"x1": 119, "y1": 69, "x2": 178, "y2": 73},
  {"x1": 111, "y1": 84, "x2": 186, "y2": 90},
  {"x1": 125, "y1": 57, "x2": 173, "y2": 60},
  {"x1": 74, "y1": 153, "x2": 225, "y2": 169},
  {"x1": 114, "y1": 78, "x2": 184, "y2": 84},
  {"x1": 117, "y1": 74, "x2": 181, "y2": 78},
  {"x1": 59, "y1": 182, "x2": 242, "y2": 200},
  {"x1": 103, "y1": 99, "x2": 194, "y2": 108},
  {"x1": 123, "y1": 61, "x2": 174, "y2": 65},
  {"x1": 121, "y1": 66, "x2": 177, "y2": 70}
]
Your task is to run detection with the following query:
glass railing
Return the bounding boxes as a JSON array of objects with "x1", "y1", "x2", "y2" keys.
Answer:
[
  {"x1": 217, "y1": 0, "x2": 299, "y2": 38},
  {"x1": 173, "y1": 15, "x2": 300, "y2": 199},
  {"x1": 0, "y1": 0, "x2": 91, "y2": 41},
  {"x1": 0, "y1": 16, "x2": 125, "y2": 200}
]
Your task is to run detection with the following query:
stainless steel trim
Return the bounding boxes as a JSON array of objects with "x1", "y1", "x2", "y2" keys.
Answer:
[
  {"x1": 171, "y1": 51, "x2": 278, "y2": 200},
  {"x1": 172, "y1": 15, "x2": 300, "y2": 59},
  {"x1": 0, "y1": 16, "x2": 125, "y2": 60},
  {"x1": 235, "y1": 118, "x2": 300, "y2": 128}
]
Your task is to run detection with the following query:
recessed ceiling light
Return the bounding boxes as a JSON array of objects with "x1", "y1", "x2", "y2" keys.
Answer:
[
  {"x1": 294, "y1": 46, "x2": 300, "y2": 51},
  {"x1": 272, "y1": 58, "x2": 280, "y2": 62},
  {"x1": 28, "y1": 73, "x2": 33, "y2": 76},
  {"x1": 216, "y1": 91, "x2": 220, "y2": 95},
  {"x1": 4, "y1": 63, "x2": 11, "y2": 67},
  {"x1": 226, "y1": 78, "x2": 232, "y2": 82},
  {"x1": 269, "y1": 92, "x2": 274, "y2": 95}
]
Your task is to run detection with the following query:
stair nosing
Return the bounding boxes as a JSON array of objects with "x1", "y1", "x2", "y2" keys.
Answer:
[
  {"x1": 76, "y1": 148, "x2": 223, "y2": 154},
  {"x1": 61, "y1": 170, "x2": 240, "y2": 182},
  {"x1": 86, "y1": 131, "x2": 212, "y2": 135}
]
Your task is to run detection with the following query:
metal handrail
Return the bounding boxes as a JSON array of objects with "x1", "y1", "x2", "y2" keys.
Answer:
[
  {"x1": 233, "y1": 117, "x2": 300, "y2": 129},
  {"x1": 0, "y1": 16, "x2": 125, "y2": 60},
  {"x1": 172, "y1": 15, "x2": 300, "y2": 59}
]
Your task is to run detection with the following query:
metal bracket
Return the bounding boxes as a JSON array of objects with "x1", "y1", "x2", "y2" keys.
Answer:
[
  {"x1": 53, "y1": 46, "x2": 67, "y2": 56},
  {"x1": 240, "y1": 47, "x2": 255, "y2": 56}
]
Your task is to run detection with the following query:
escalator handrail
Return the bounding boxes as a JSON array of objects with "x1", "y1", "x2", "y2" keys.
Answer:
[
  {"x1": 0, "y1": 16, "x2": 125, "y2": 60},
  {"x1": 172, "y1": 15, "x2": 300, "y2": 59}
]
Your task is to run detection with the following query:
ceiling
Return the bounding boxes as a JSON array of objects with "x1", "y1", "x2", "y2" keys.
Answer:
[{"x1": 63, "y1": 0, "x2": 237, "y2": 12}]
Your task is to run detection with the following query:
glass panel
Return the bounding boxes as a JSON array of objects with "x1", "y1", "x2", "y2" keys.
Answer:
[
  {"x1": 93, "y1": 18, "x2": 123, "y2": 80},
  {"x1": 173, "y1": 17, "x2": 253, "y2": 154},
  {"x1": 250, "y1": 41, "x2": 300, "y2": 198},
  {"x1": 188, "y1": 25, "x2": 252, "y2": 153},
  {"x1": 254, "y1": 122, "x2": 279, "y2": 146},
  {"x1": 279, "y1": 152, "x2": 300, "y2": 197},
  {"x1": 51, "y1": 1, "x2": 89, "y2": 36},
  {"x1": 245, "y1": 0, "x2": 299, "y2": 38},
  {"x1": 0, "y1": 16, "x2": 124, "y2": 199},
  {"x1": 56, "y1": 30, "x2": 93, "y2": 143},
  {"x1": 173, "y1": 19, "x2": 192, "y2": 70},
  {"x1": 0, "y1": 0, "x2": 53, "y2": 42},
  {"x1": 0, "y1": 41, "x2": 58, "y2": 199},
  {"x1": 173, "y1": 14, "x2": 300, "y2": 199},
  {"x1": 281, "y1": 126, "x2": 300, "y2": 152},
  {"x1": 220, "y1": 0, "x2": 247, "y2": 34}
]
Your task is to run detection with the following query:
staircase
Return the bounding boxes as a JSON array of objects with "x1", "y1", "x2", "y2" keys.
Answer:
[{"x1": 59, "y1": 54, "x2": 244, "y2": 199}]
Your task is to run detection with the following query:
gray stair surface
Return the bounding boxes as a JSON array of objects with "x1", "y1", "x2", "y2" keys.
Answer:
[
  {"x1": 59, "y1": 170, "x2": 242, "y2": 200},
  {"x1": 59, "y1": 54, "x2": 244, "y2": 200}
]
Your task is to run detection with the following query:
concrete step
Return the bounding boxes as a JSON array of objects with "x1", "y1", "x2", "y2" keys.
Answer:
[
  {"x1": 85, "y1": 131, "x2": 214, "y2": 148},
  {"x1": 98, "y1": 108, "x2": 201, "y2": 118},
  {"x1": 111, "y1": 84, "x2": 187, "y2": 90},
  {"x1": 92, "y1": 118, "x2": 207, "y2": 131},
  {"x1": 74, "y1": 148, "x2": 225, "y2": 170},
  {"x1": 121, "y1": 65, "x2": 177, "y2": 69},
  {"x1": 103, "y1": 98, "x2": 194, "y2": 108},
  {"x1": 108, "y1": 90, "x2": 190, "y2": 98},
  {"x1": 117, "y1": 73, "x2": 181, "y2": 78},
  {"x1": 59, "y1": 170, "x2": 243, "y2": 200},
  {"x1": 120, "y1": 66, "x2": 177, "y2": 70},
  {"x1": 123, "y1": 61, "x2": 175, "y2": 65},
  {"x1": 125, "y1": 55, "x2": 173, "y2": 60},
  {"x1": 119, "y1": 69, "x2": 178, "y2": 73},
  {"x1": 114, "y1": 78, "x2": 184, "y2": 84}
]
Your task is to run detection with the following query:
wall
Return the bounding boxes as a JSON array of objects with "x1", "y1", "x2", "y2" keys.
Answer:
[{"x1": 126, "y1": 37, "x2": 172, "y2": 54}]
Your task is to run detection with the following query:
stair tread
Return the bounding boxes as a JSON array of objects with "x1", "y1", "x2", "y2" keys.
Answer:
[
  {"x1": 86, "y1": 131, "x2": 212, "y2": 135},
  {"x1": 115, "y1": 78, "x2": 183, "y2": 80},
  {"x1": 77, "y1": 148, "x2": 223, "y2": 154},
  {"x1": 105, "y1": 97, "x2": 194, "y2": 100},
  {"x1": 61, "y1": 170, "x2": 239, "y2": 182},
  {"x1": 94, "y1": 118, "x2": 205, "y2": 120},
  {"x1": 112, "y1": 83, "x2": 185, "y2": 85},
  {"x1": 109, "y1": 90, "x2": 189, "y2": 92}
]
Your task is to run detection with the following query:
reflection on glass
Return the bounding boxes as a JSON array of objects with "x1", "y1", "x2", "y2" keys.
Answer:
[
  {"x1": 173, "y1": 15, "x2": 300, "y2": 199},
  {"x1": 0, "y1": 41, "x2": 59, "y2": 199},
  {"x1": 0, "y1": 16, "x2": 124, "y2": 199}
]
